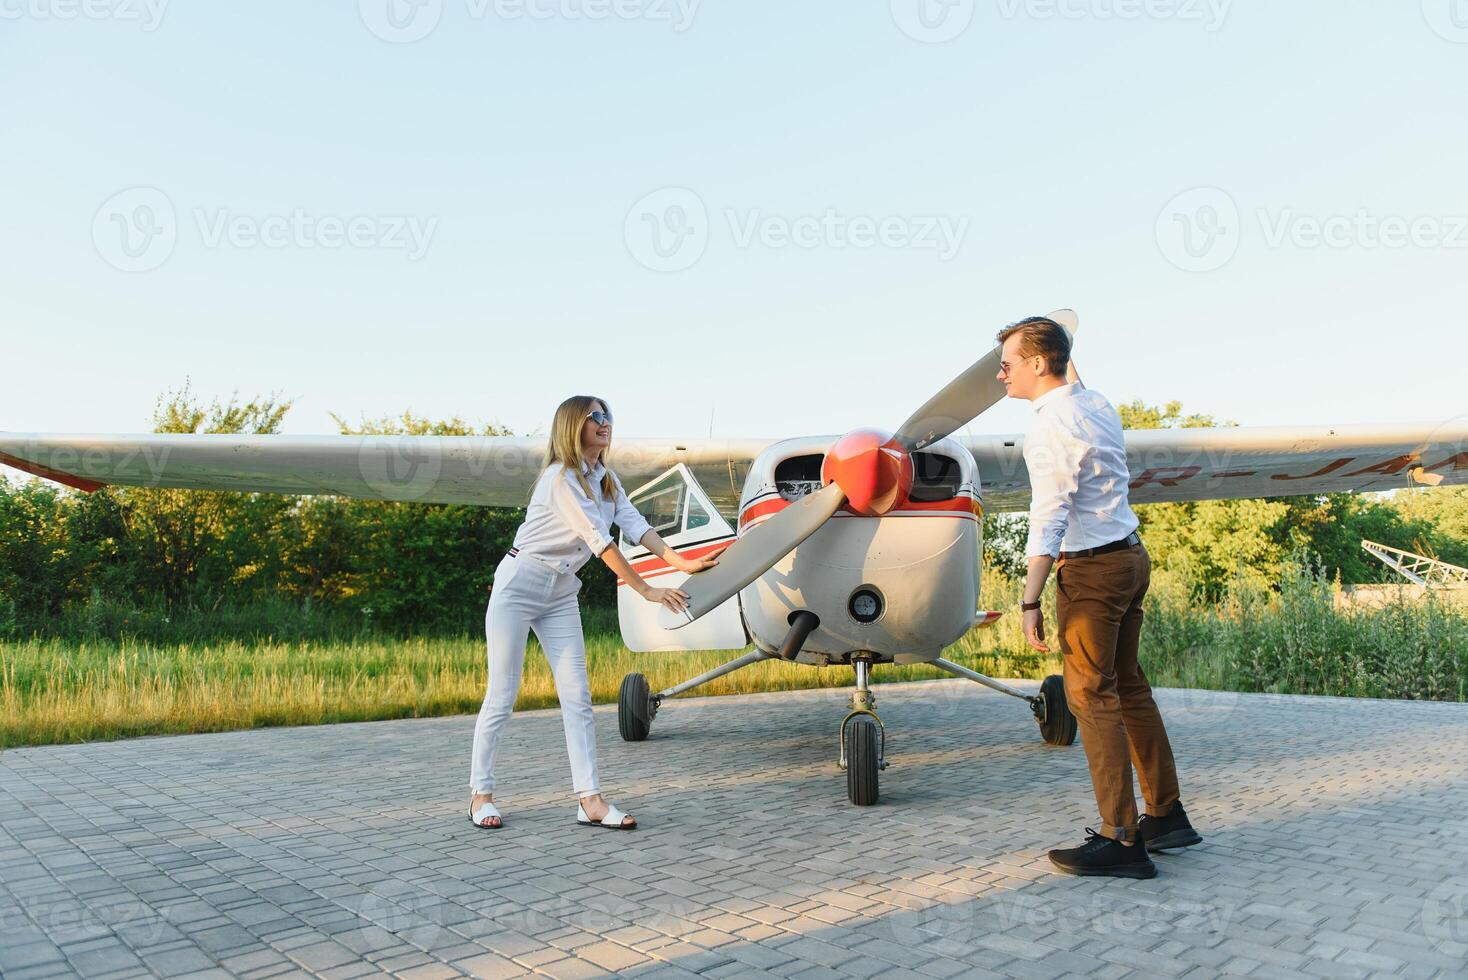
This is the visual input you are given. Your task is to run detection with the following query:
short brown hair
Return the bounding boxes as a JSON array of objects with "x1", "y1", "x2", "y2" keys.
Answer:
[{"x1": 996, "y1": 316, "x2": 1071, "y2": 378}]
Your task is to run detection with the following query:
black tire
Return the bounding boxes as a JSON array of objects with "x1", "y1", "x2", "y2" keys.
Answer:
[
  {"x1": 845, "y1": 717, "x2": 880, "y2": 806},
  {"x1": 618, "y1": 673, "x2": 653, "y2": 742},
  {"x1": 1038, "y1": 673, "x2": 1077, "y2": 746}
]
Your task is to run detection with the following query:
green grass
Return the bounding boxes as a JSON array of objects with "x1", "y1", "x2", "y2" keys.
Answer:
[
  {"x1": 0, "y1": 605, "x2": 1056, "y2": 749},
  {"x1": 4, "y1": 562, "x2": 1465, "y2": 749}
]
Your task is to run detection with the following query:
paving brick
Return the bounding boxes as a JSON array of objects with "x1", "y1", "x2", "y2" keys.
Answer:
[{"x1": 1, "y1": 683, "x2": 1466, "y2": 980}]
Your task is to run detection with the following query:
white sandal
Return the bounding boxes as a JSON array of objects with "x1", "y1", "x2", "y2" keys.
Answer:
[
  {"x1": 576, "y1": 801, "x2": 636, "y2": 830},
  {"x1": 468, "y1": 800, "x2": 503, "y2": 830}
]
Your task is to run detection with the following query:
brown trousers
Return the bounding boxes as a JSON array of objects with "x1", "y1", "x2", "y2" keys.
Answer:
[{"x1": 1055, "y1": 542, "x2": 1180, "y2": 841}]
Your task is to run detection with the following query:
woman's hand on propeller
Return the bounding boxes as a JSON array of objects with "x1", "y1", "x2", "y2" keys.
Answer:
[
  {"x1": 674, "y1": 553, "x2": 720, "y2": 574},
  {"x1": 643, "y1": 586, "x2": 690, "y2": 613}
]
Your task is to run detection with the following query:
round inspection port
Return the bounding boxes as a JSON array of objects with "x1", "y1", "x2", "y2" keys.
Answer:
[{"x1": 848, "y1": 587, "x2": 885, "y2": 624}]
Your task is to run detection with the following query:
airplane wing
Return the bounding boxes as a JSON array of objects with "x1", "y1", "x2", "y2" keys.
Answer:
[
  {"x1": 0, "y1": 433, "x2": 774, "y2": 512},
  {"x1": 4, "y1": 421, "x2": 1464, "y2": 515},
  {"x1": 967, "y1": 421, "x2": 1468, "y2": 513}
]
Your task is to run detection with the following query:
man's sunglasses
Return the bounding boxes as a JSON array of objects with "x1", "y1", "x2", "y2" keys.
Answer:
[{"x1": 586, "y1": 410, "x2": 613, "y2": 426}]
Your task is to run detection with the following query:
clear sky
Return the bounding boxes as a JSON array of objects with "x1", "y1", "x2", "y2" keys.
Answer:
[{"x1": 3, "y1": 0, "x2": 1466, "y2": 446}]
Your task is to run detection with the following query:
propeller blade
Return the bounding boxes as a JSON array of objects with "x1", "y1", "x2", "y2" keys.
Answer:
[
  {"x1": 1047, "y1": 309, "x2": 1084, "y2": 387},
  {"x1": 894, "y1": 309, "x2": 1085, "y2": 452},
  {"x1": 892, "y1": 345, "x2": 1008, "y2": 452},
  {"x1": 658, "y1": 482, "x2": 847, "y2": 630}
]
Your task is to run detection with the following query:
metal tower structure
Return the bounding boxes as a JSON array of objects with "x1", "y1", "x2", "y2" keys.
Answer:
[{"x1": 1360, "y1": 540, "x2": 1468, "y2": 588}]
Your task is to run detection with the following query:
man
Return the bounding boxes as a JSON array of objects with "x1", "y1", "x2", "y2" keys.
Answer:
[{"x1": 997, "y1": 316, "x2": 1202, "y2": 879}]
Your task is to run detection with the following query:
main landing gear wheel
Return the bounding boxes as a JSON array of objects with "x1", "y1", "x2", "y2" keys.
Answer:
[
  {"x1": 618, "y1": 672, "x2": 655, "y2": 742},
  {"x1": 1036, "y1": 673, "x2": 1077, "y2": 746},
  {"x1": 845, "y1": 716, "x2": 880, "y2": 806}
]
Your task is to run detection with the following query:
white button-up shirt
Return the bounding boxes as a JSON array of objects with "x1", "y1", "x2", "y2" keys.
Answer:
[
  {"x1": 1022, "y1": 383, "x2": 1139, "y2": 559},
  {"x1": 509, "y1": 459, "x2": 655, "y2": 575}
]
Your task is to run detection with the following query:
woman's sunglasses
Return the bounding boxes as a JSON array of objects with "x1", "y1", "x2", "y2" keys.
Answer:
[{"x1": 586, "y1": 410, "x2": 613, "y2": 426}]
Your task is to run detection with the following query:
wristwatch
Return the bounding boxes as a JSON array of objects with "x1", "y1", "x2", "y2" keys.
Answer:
[{"x1": 1020, "y1": 600, "x2": 1042, "y2": 611}]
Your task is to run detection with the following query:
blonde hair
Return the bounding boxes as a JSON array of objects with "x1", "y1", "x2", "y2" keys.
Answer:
[{"x1": 545, "y1": 395, "x2": 616, "y2": 499}]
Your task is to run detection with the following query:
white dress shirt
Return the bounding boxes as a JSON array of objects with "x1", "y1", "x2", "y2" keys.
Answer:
[
  {"x1": 509, "y1": 459, "x2": 655, "y2": 575},
  {"x1": 1022, "y1": 383, "x2": 1139, "y2": 559}
]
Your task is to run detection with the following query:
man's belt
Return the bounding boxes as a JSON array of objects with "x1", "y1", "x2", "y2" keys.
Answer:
[{"x1": 1060, "y1": 531, "x2": 1141, "y2": 560}]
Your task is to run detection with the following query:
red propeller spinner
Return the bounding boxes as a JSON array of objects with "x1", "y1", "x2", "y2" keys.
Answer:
[{"x1": 821, "y1": 428, "x2": 913, "y2": 517}]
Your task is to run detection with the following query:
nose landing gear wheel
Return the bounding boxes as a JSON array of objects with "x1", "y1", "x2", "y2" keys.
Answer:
[
  {"x1": 1036, "y1": 673, "x2": 1077, "y2": 746},
  {"x1": 618, "y1": 672, "x2": 655, "y2": 742},
  {"x1": 845, "y1": 716, "x2": 880, "y2": 806}
]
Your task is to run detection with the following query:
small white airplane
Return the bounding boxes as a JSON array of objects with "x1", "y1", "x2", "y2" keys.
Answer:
[{"x1": 3, "y1": 311, "x2": 1464, "y2": 805}]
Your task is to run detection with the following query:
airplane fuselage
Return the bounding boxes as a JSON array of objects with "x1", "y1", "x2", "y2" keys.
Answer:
[{"x1": 735, "y1": 435, "x2": 984, "y2": 665}]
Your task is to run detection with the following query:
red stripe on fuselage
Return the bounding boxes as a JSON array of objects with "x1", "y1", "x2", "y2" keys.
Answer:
[
  {"x1": 616, "y1": 538, "x2": 735, "y2": 585},
  {"x1": 738, "y1": 494, "x2": 982, "y2": 529}
]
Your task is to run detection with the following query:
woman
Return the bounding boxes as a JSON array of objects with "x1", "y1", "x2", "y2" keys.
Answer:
[{"x1": 467, "y1": 395, "x2": 717, "y2": 831}]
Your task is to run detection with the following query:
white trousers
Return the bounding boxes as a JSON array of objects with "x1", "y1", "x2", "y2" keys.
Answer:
[{"x1": 468, "y1": 554, "x2": 600, "y2": 798}]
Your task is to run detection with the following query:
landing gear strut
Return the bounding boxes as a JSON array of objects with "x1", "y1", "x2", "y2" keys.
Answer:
[
  {"x1": 839, "y1": 656, "x2": 886, "y2": 806},
  {"x1": 931, "y1": 658, "x2": 1076, "y2": 746},
  {"x1": 617, "y1": 648, "x2": 772, "y2": 742}
]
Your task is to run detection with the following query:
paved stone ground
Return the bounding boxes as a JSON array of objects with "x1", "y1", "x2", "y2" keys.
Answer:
[{"x1": 3, "y1": 679, "x2": 1468, "y2": 980}]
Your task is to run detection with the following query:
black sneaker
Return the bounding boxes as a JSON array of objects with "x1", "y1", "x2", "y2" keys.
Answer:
[
  {"x1": 1138, "y1": 803, "x2": 1203, "y2": 852},
  {"x1": 1048, "y1": 829, "x2": 1157, "y2": 879}
]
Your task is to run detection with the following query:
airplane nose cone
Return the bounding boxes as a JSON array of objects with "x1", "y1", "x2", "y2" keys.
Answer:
[{"x1": 822, "y1": 428, "x2": 912, "y2": 517}]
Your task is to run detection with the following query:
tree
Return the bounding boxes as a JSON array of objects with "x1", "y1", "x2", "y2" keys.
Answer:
[
  {"x1": 117, "y1": 382, "x2": 295, "y2": 605},
  {"x1": 318, "y1": 411, "x2": 522, "y2": 631}
]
